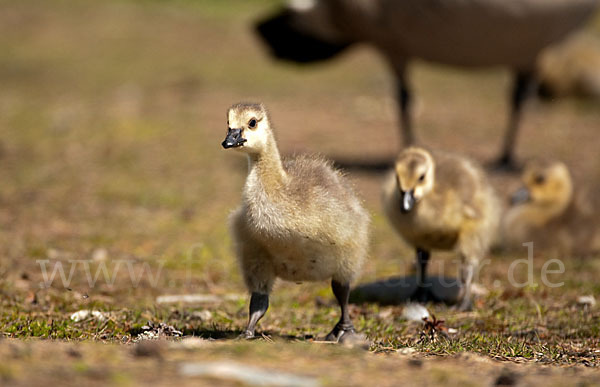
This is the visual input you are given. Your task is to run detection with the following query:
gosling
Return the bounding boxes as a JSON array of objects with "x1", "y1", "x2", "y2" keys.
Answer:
[
  {"x1": 537, "y1": 34, "x2": 600, "y2": 100},
  {"x1": 382, "y1": 147, "x2": 500, "y2": 310},
  {"x1": 222, "y1": 103, "x2": 370, "y2": 342},
  {"x1": 502, "y1": 160, "x2": 598, "y2": 255}
]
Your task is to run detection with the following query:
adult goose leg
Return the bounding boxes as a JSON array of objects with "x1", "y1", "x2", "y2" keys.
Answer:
[
  {"x1": 394, "y1": 64, "x2": 414, "y2": 147},
  {"x1": 496, "y1": 70, "x2": 536, "y2": 170}
]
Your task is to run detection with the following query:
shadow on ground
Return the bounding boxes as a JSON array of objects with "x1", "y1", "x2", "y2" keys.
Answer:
[
  {"x1": 331, "y1": 156, "x2": 394, "y2": 173},
  {"x1": 351, "y1": 275, "x2": 462, "y2": 305},
  {"x1": 179, "y1": 328, "x2": 309, "y2": 342}
]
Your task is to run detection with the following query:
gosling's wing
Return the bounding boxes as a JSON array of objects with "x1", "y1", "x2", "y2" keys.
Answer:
[{"x1": 433, "y1": 152, "x2": 484, "y2": 220}]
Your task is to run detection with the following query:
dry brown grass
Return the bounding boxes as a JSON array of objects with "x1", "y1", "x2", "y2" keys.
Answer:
[{"x1": 1, "y1": 0, "x2": 600, "y2": 385}]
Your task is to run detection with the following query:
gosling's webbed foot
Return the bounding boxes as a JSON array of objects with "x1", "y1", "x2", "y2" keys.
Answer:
[
  {"x1": 239, "y1": 292, "x2": 269, "y2": 341},
  {"x1": 237, "y1": 330, "x2": 257, "y2": 340},
  {"x1": 324, "y1": 322, "x2": 356, "y2": 342},
  {"x1": 324, "y1": 323, "x2": 369, "y2": 347}
]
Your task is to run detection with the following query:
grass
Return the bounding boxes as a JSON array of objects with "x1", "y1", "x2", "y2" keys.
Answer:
[{"x1": 1, "y1": 0, "x2": 600, "y2": 385}]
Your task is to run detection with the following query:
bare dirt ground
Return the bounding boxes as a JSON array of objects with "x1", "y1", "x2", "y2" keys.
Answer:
[{"x1": 1, "y1": 1, "x2": 600, "y2": 385}]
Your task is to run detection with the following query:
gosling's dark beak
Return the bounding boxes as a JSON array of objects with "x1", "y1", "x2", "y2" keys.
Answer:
[
  {"x1": 401, "y1": 190, "x2": 415, "y2": 213},
  {"x1": 222, "y1": 128, "x2": 246, "y2": 149},
  {"x1": 511, "y1": 187, "x2": 530, "y2": 205}
]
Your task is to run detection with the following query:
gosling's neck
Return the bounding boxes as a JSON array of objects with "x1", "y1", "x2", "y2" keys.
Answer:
[
  {"x1": 247, "y1": 133, "x2": 287, "y2": 192},
  {"x1": 536, "y1": 198, "x2": 572, "y2": 222},
  {"x1": 521, "y1": 190, "x2": 573, "y2": 226}
]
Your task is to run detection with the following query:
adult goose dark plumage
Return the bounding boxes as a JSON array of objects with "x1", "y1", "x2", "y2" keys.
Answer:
[{"x1": 256, "y1": 0, "x2": 600, "y2": 169}]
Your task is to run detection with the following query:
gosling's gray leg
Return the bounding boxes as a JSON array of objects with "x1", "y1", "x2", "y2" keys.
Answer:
[
  {"x1": 324, "y1": 280, "x2": 356, "y2": 342},
  {"x1": 457, "y1": 261, "x2": 475, "y2": 311},
  {"x1": 410, "y1": 248, "x2": 438, "y2": 303},
  {"x1": 241, "y1": 292, "x2": 269, "y2": 339},
  {"x1": 496, "y1": 70, "x2": 535, "y2": 171}
]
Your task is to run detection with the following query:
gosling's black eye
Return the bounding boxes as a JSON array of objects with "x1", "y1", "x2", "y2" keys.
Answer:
[
  {"x1": 418, "y1": 174, "x2": 426, "y2": 182},
  {"x1": 534, "y1": 174, "x2": 545, "y2": 185},
  {"x1": 248, "y1": 118, "x2": 257, "y2": 129}
]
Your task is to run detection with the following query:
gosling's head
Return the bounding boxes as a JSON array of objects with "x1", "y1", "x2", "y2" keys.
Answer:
[
  {"x1": 511, "y1": 160, "x2": 573, "y2": 208},
  {"x1": 393, "y1": 147, "x2": 435, "y2": 213},
  {"x1": 222, "y1": 103, "x2": 271, "y2": 154}
]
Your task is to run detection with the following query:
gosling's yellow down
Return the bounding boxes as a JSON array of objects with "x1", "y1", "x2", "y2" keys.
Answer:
[
  {"x1": 382, "y1": 147, "x2": 500, "y2": 310},
  {"x1": 502, "y1": 160, "x2": 599, "y2": 256},
  {"x1": 222, "y1": 103, "x2": 370, "y2": 342}
]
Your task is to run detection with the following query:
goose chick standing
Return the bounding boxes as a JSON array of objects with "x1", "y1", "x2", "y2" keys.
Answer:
[
  {"x1": 382, "y1": 147, "x2": 500, "y2": 310},
  {"x1": 502, "y1": 160, "x2": 598, "y2": 255},
  {"x1": 222, "y1": 103, "x2": 370, "y2": 342}
]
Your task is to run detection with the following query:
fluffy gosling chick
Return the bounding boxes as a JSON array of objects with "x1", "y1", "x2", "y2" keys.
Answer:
[
  {"x1": 502, "y1": 160, "x2": 598, "y2": 255},
  {"x1": 538, "y1": 35, "x2": 600, "y2": 100},
  {"x1": 222, "y1": 103, "x2": 370, "y2": 342},
  {"x1": 382, "y1": 147, "x2": 500, "y2": 310}
]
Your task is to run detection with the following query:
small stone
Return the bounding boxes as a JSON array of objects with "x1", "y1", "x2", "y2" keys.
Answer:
[
  {"x1": 398, "y1": 347, "x2": 416, "y2": 355},
  {"x1": 402, "y1": 303, "x2": 430, "y2": 322},
  {"x1": 47, "y1": 248, "x2": 61, "y2": 259},
  {"x1": 377, "y1": 307, "x2": 394, "y2": 320},
  {"x1": 91, "y1": 248, "x2": 108, "y2": 262},
  {"x1": 471, "y1": 283, "x2": 489, "y2": 296},
  {"x1": 192, "y1": 310, "x2": 212, "y2": 322},
  {"x1": 70, "y1": 310, "x2": 107, "y2": 322},
  {"x1": 577, "y1": 295, "x2": 596, "y2": 307}
]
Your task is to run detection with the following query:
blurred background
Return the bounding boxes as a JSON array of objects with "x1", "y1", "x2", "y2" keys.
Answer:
[
  {"x1": 1, "y1": 0, "x2": 600, "y2": 342},
  {"x1": 2, "y1": 1, "x2": 600, "y2": 383}
]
